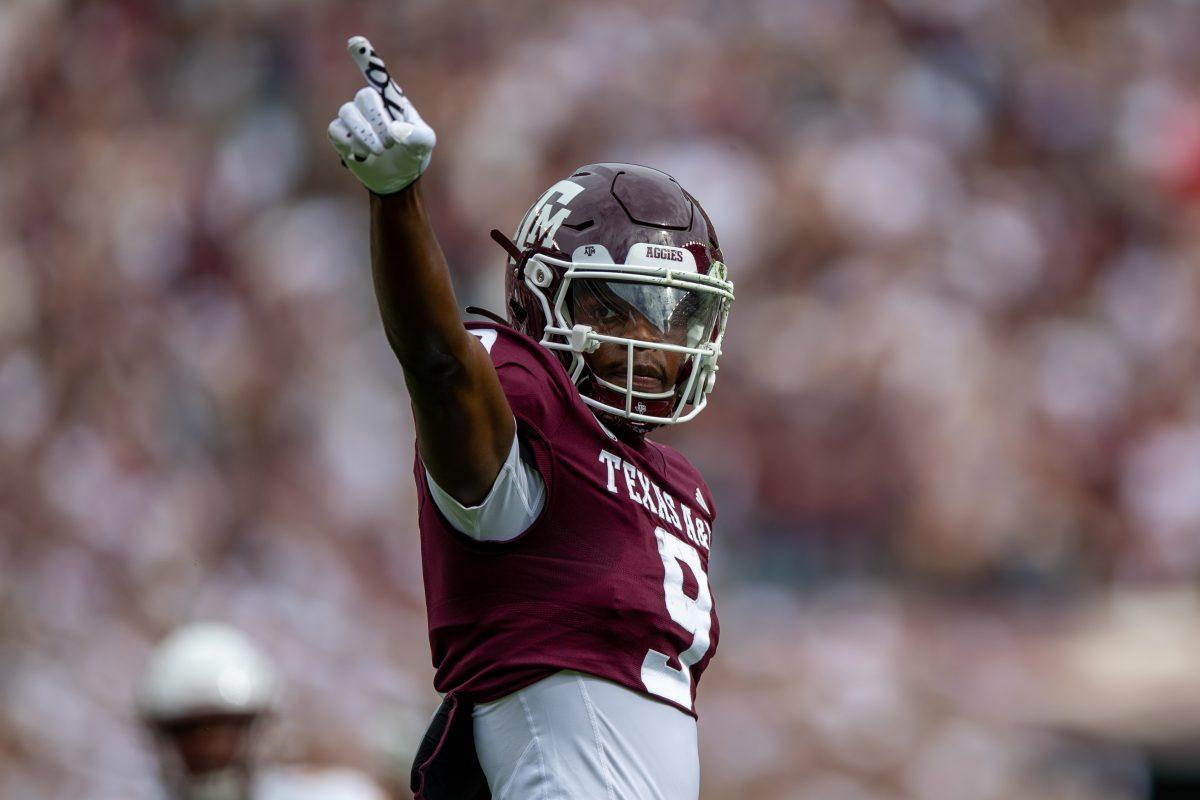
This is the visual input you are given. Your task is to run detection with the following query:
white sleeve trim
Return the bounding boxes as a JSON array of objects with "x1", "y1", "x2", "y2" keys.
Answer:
[{"x1": 426, "y1": 426, "x2": 546, "y2": 542}]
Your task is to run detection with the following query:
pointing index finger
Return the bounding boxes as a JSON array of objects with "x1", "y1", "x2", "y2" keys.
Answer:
[{"x1": 347, "y1": 35, "x2": 407, "y2": 123}]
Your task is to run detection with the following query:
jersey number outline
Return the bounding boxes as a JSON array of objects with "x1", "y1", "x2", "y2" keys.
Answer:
[{"x1": 640, "y1": 526, "x2": 713, "y2": 709}]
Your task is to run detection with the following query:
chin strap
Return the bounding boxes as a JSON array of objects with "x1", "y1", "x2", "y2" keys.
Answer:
[
  {"x1": 491, "y1": 229, "x2": 530, "y2": 325},
  {"x1": 490, "y1": 229, "x2": 523, "y2": 261},
  {"x1": 464, "y1": 306, "x2": 511, "y2": 328},
  {"x1": 594, "y1": 404, "x2": 657, "y2": 439}
]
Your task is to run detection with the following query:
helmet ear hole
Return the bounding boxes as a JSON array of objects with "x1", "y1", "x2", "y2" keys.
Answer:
[
  {"x1": 525, "y1": 262, "x2": 554, "y2": 288},
  {"x1": 508, "y1": 298, "x2": 527, "y2": 323}
]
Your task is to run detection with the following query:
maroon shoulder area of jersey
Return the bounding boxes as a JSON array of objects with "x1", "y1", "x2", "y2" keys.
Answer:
[
  {"x1": 413, "y1": 321, "x2": 720, "y2": 717},
  {"x1": 460, "y1": 321, "x2": 580, "y2": 435}
]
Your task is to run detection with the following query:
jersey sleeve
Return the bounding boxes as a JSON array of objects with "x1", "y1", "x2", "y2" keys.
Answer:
[{"x1": 426, "y1": 426, "x2": 546, "y2": 541}]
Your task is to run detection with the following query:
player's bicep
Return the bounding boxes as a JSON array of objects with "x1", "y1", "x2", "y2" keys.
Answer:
[{"x1": 405, "y1": 331, "x2": 516, "y2": 507}]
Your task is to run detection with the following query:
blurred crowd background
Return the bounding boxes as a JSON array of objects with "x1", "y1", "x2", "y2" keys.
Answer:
[{"x1": 3, "y1": 0, "x2": 1200, "y2": 797}]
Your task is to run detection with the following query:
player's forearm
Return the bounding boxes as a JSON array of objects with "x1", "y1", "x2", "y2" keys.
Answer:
[
  {"x1": 370, "y1": 181, "x2": 515, "y2": 503},
  {"x1": 369, "y1": 180, "x2": 474, "y2": 374},
  {"x1": 331, "y1": 35, "x2": 516, "y2": 504}
]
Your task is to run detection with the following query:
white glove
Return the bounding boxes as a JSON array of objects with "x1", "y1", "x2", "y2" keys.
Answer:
[{"x1": 327, "y1": 36, "x2": 436, "y2": 195}]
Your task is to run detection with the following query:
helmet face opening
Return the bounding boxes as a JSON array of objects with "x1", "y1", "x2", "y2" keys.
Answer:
[
  {"x1": 149, "y1": 714, "x2": 260, "y2": 800},
  {"x1": 530, "y1": 251, "x2": 733, "y2": 427},
  {"x1": 153, "y1": 713, "x2": 258, "y2": 760},
  {"x1": 567, "y1": 279, "x2": 721, "y2": 350}
]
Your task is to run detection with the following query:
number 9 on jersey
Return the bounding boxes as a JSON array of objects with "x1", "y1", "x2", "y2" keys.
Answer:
[{"x1": 641, "y1": 527, "x2": 714, "y2": 709}]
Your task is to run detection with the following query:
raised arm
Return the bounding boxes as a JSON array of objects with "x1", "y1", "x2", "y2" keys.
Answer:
[{"x1": 328, "y1": 37, "x2": 514, "y2": 505}]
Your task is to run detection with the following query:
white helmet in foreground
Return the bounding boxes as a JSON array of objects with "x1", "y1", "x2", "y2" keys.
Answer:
[
  {"x1": 139, "y1": 622, "x2": 278, "y2": 721},
  {"x1": 138, "y1": 623, "x2": 278, "y2": 800}
]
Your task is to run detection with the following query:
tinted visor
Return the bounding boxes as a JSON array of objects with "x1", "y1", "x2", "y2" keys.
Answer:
[{"x1": 569, "y1": 279, "x2": 720, "y2": 348}]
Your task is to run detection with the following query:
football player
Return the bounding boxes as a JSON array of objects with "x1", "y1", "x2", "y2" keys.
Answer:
[
  {"x1": 328, "y1": 36, "x2": 734, "y2": 800},
  {"x1": 138, "y1": 622, "x2": 388, "y2": 800}
]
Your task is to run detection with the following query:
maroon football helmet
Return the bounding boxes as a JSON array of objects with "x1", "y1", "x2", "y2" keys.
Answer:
[{"x1": 493, "y1": 163, "x2": 734, "y2": 435}]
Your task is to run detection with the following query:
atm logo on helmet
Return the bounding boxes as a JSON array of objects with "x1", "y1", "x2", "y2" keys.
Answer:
[{"x1": 515, "y1": 180, "x2": 585, "y2": 251}]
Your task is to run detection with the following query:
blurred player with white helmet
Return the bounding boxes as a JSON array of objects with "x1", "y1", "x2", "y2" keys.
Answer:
[{"x1": 138, "y1": 622, "x2": 387, "y2": 800}]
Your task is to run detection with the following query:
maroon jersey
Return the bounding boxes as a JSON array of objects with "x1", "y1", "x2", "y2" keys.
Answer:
[{"x1": 414, "y1": 322, "x2": 719, "y2": 716}]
